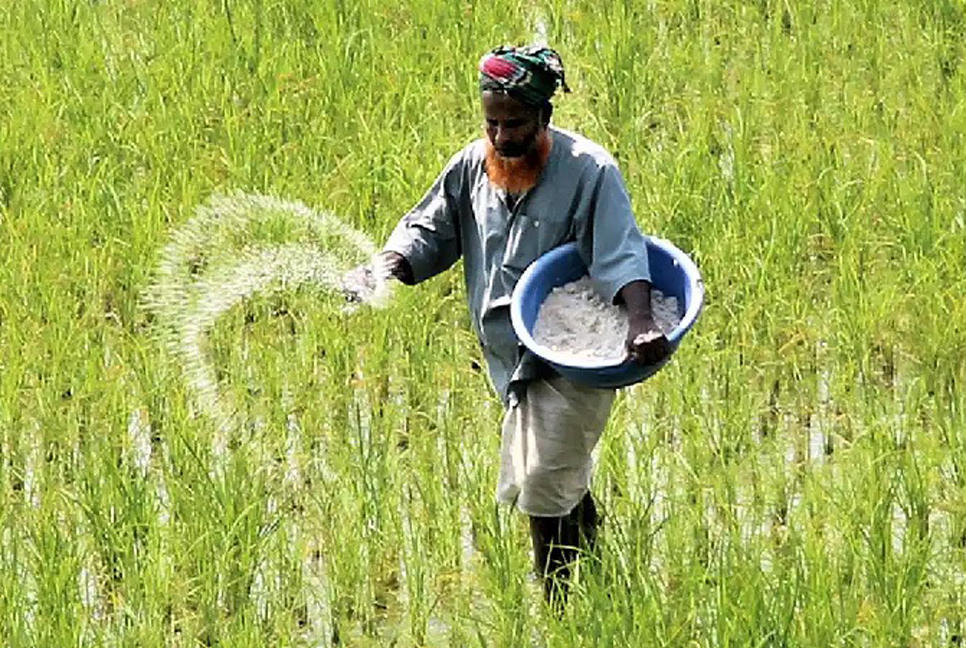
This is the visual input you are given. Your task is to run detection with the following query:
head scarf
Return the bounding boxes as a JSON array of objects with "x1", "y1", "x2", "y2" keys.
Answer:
[{"x1": 479, "y1": 45, "x2": 570, "y2": 107}]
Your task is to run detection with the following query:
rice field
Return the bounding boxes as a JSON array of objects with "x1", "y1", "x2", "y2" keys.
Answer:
[{"x1": 2, "y1": 0, "x2": 966, "y2": 645}]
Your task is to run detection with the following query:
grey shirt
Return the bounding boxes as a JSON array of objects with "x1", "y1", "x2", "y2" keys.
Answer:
[{"x1": 384, "y1": 126, "x2": 651, "y2": 403}]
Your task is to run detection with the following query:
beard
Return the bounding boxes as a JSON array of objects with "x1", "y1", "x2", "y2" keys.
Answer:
[{"x1": 484, "y1": 130, "x2": 552, "y2": 195}]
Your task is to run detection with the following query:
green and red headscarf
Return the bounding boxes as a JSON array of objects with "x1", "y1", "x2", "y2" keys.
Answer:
[{"x1": 479, "y1": 45, "x2": 570, "y2": 107}]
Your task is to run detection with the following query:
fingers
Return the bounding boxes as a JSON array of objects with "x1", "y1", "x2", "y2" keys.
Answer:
[
  {"x1": 374, "y1": 251, "x2": 415, "y2": 285},
  {"x1": 371, "y1": 253, "x2": 396, "y2": 280},
  {"x1": 626, "y1": 333, "x2": 671, "y2": 366}
]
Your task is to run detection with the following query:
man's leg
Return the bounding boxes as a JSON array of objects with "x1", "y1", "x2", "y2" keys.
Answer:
[
  {"x1": 497, "y1": 376, "x2": 614, "y2": 604},
  {"x1": 528, "y1": 489, "x2": 600, "y2": 604}
]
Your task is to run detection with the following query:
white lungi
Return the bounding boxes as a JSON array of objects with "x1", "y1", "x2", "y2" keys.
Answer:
[{"x1": 496, "y1": 375, "x2": 616, "y2": 517}]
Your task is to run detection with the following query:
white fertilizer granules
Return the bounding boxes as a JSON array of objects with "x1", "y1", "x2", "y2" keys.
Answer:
[{"x1": 532, "y1": 277, "x2": 682, "y2": 364}]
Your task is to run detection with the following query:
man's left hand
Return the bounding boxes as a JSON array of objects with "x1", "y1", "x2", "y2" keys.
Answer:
[{"x1": 625, "y1": 316, "x2": 671, "y2": 366}]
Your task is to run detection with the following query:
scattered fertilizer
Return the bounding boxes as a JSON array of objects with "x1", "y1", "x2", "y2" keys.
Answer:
[
  {"x1": 144, "y1": 192, "x2": 392, "y2": 457},
  {"x1": 532, "y1": 276, "x2": 681, "y2": 364}
]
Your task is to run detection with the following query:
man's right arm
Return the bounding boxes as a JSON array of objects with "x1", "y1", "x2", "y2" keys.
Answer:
[{"x1": 381, "y1": 151, "x2": 465, "y2": 284}]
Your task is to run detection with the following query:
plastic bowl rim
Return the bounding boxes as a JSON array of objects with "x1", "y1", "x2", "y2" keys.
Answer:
[{"x1": 509, "y1": 237, "x2": 704, "y2": 371}]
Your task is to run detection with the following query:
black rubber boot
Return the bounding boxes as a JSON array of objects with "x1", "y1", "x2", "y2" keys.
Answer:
[
  {"x1": 529, "y1": 491, "x2": 600, "y2": 607},
  {"x1": 576, "y1": 490, "x2": 600, "y2": 556},
  {"x1": 529, "y1": 514, "x2": 574, "y2": 606}
]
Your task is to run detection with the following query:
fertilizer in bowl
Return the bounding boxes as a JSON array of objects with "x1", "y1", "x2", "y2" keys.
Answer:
[{"x1": 531, "y1": 277, "x2": 682, "y2": 364}]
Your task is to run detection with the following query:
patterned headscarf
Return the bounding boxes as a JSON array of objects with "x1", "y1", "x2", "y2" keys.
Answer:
[{"x1": 479, "y1": 45, "x2": 570, "y2": 107}]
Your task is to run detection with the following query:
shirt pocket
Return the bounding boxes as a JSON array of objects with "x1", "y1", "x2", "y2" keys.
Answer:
[{"x1": 501, "y1": 213, "x2": 568, "y2": 274}]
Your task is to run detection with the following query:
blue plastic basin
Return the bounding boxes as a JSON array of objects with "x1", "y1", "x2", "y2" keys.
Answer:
[{"x1": 510, "y1": 238, "x2": 704, "y2": 389}]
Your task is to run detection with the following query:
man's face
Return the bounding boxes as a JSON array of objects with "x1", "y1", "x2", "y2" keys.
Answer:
[{"x1": 482, "y1": 91, "x2": 545, "y2": 159}]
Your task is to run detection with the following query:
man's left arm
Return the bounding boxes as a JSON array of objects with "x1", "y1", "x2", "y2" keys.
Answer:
[
  {"x1": 576, "y1": 162, "x2": 671, "y2": 366},
  {"x1": 618, "y1": 280, "x2": 672, "y2": 366}
]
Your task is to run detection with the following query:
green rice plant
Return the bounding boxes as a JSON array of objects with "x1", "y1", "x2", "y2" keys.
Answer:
[{"x1": 2, "y1": 0, "x2": 966, "y2": 643}]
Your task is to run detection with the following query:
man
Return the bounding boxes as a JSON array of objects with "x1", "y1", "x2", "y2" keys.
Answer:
[{"x1": 377, "y1": 45, "x2": 670, "y2": 603}]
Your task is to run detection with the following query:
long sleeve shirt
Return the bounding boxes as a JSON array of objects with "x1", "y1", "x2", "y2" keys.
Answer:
[{"x1": 384, "y1": 126, "x2": 651, "y2": 403}]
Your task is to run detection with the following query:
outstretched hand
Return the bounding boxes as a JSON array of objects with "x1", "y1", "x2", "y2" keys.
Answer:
[
  {"x1": 373, "y1": 251, "x2": 415, "y2": 285},
  {"x1": 340, "y1": 252, "x2": 415, "y2": 303}
]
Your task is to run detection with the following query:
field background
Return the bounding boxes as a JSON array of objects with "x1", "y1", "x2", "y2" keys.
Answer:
[{"x1": 2, "y1": 0, "x2": 966, "y2": 645}]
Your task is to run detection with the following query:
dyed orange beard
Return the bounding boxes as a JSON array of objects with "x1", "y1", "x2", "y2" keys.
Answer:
[{"x1": 485, "y1": 131, "x2": 552, "y2": 195}]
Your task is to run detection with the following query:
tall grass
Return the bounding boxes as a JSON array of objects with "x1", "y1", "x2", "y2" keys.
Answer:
[{"x1": 1, "y1": 0, "x2": 965, "y2": 644}]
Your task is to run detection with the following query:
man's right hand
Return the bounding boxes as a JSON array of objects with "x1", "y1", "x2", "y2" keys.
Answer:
[{"x1": 374, "y1": 251, "x2": 415, "y2": 285}]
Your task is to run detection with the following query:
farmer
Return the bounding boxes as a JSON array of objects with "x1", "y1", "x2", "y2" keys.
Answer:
[{"x1": 377, "y1": 45, "x2": 670, "y2": 603}]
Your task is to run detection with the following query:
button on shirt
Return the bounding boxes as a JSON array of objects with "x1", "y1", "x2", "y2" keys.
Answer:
[{"x1": 384, "y1": 127, "x2": 651, "y2": 403}]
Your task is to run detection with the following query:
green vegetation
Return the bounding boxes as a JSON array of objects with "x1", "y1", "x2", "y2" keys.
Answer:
[{"x1": 2, "y1": 0, "x2": 965, "y2": 644}]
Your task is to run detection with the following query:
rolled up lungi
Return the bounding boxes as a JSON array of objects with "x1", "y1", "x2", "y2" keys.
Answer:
[{"x1": 497, "y1": 375, "x2": 615, "y2": 517}]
